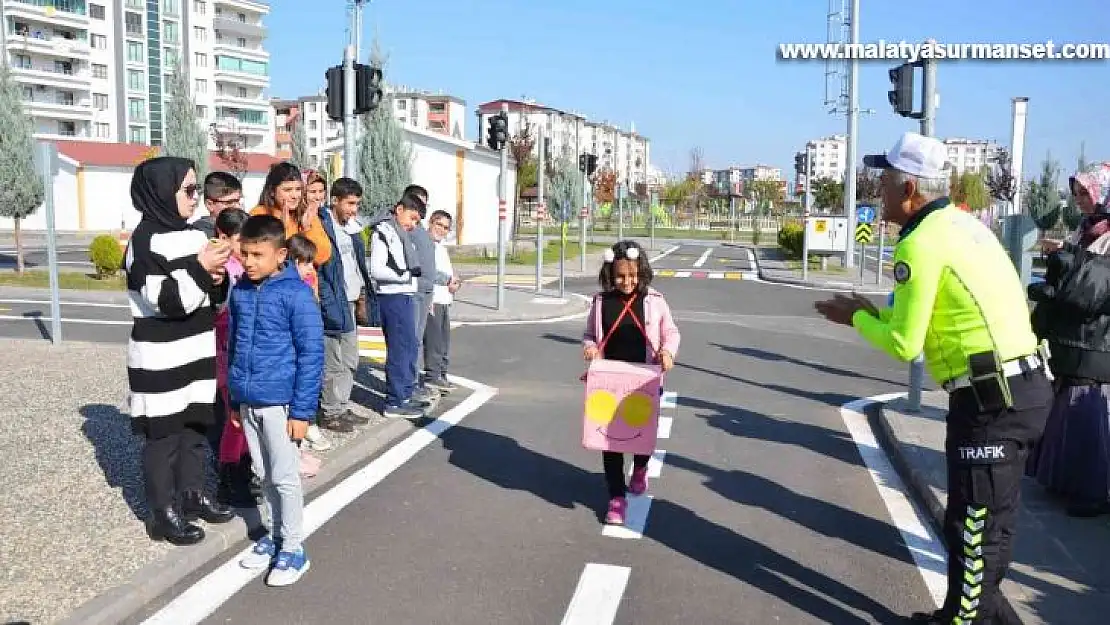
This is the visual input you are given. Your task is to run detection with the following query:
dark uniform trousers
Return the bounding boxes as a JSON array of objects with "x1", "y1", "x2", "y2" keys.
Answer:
[{"x1": 940, "y1": 367, "x2": 1052, "y2": 624}]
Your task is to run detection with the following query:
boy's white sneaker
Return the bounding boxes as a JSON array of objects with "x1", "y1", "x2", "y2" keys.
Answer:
[
  {"x1": 239, "y1": 535, "x2": 277, "y2": 570},
  {"x1": 305, "y1": 425, "x2": 332, "y2": 451},
  {"x1": 266, "y1": 547, "x2": 310, "y2": 587}
]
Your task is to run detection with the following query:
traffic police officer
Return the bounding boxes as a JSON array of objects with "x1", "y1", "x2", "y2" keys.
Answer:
[{"x1": 815, "y1": 132, "x2": 1052, "y2": 625}]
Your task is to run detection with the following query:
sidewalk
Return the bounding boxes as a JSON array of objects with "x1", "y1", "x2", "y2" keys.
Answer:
[
  {"x1": 450, "y1": 283, "x2": 590, "y2": 323},
  {"x1": 749, "y1": 246, "x2": 895, "y2": 291},
  {"x1": 874, "y1": 391, "x2": 1110, "y2": 625},
  {"x1": 0, "y1": 338, "x2": 461, "y2": 625}
]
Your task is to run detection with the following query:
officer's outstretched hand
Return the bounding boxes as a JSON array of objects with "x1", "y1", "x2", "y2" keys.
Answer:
[{"x1": 814, "y1": 294, "x2": 869, "y2": 326}]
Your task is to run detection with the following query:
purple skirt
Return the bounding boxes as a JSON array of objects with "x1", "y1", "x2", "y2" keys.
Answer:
[{"x1": 1025, "y1": 383, "x2": 1110, "y2": 504}]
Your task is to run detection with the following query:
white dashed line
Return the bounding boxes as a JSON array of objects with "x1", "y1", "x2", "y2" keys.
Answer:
[{"x1": 693, "y1": 248, "x2": 712, "y2": 268}]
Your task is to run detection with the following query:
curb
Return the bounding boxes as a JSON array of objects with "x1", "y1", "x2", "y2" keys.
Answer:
[
  {"x1": 59, "y1": 415, "x2": 422, "y2": 625},
  {"x1": 746, "y1": 247, "x2": 892, "y2": 293},
  {"x1": 450, "y1": 285, "x2": 592, "y2": 324},
  {"x1": 866, "y1": 400, "x2": 1029, "y2": 625}
]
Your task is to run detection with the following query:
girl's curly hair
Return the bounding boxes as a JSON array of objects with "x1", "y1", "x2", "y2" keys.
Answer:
[{"x1": 598, "y1": 240, "x2": 653, "y2": 295}]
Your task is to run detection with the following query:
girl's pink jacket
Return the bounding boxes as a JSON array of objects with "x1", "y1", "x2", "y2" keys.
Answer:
[{"x1": 582, "y1": 287, "x2": 680, "y2": 364}]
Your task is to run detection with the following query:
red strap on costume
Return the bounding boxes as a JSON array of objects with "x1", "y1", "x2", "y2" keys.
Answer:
[{"x1": 581, "y1": 294, "x2": 656, "y2": 381}]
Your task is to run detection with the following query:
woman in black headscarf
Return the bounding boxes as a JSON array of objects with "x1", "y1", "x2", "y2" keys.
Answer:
[{"x1": 125, "y1": 156, "x2": 235, "y2": 544}]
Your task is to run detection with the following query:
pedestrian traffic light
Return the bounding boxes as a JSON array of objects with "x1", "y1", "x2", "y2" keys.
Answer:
[
  {"x1": 355, "y1": 64, "x2": 383, "y2": 114},
  {"x1": 486, "y1": 111, "x2": 508, "y2": 150},
  {"x1": 325, "y1": 65, "x2": 343, "y2": 121},
  {"x1": 888, "y1": 63, "x2": 914, "y2": 117},
  {"x1": 578, "y1": 154, "x2": 588, "y2": 173},
  {"x1": 586, "y1": 154, "x2": 598, "y2": 177}
]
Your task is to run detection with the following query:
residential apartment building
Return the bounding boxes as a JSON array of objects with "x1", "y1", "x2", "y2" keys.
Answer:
[
  {"x1": 804, "y1": 134, "x2": 847, "y2": 182},
  {"x1": 711, "y1": 164, "x2": 784, "y2": 196},
  {"x1": 1, "y1": 0, "x2": 272, "y2": 152},
  {"x1": 943, "y1": 138, "x2": 999, "y2": 175},
  {"x1": 270, "y1": 96, "x2": 296, "y2": 158},
  {"x1": 475, "y1": 98, "x2": 651, "y2": 193},
  {"x1": 391, "y1": 85, "x2": 464, "y2": 139}
]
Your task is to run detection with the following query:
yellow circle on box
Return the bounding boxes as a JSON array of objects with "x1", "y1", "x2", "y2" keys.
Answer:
[
  {"x1": 621, "y1": 392, "x2": 653, "y2": 427},
  {"x1": 585, "y1": 390, "x2": 618, "y2": 425}
]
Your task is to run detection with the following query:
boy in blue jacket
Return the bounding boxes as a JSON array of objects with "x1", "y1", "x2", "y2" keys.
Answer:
[{"x1": 227, "y1": 215, "x2": 324, "y2": 587}]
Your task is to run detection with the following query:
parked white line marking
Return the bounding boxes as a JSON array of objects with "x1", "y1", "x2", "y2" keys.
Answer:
[
  {"x1": 656, "y1": 416, "x2": 673, "y2": 439},
  {"x1": 649, "y1": 245, "x2": 680, "y2": 263},
  {"x1": 601, "y1": 495, "x2": 652, "y2": 539},
  {"x1": 661, "y1": 391, "x2": 678, "y2": 409},
  {"x1": 141, "y1": 375, "x2": 498, "y2": 625},
  {"x1": 559, "y1": 563, "x2": 631, "y2": 625},
  {"x1": 708, "y1": 272, "x2": 724, "y2": 279},
  {"x1": 674, "y1": 271, "x2": 691, "y2": 278},
  {"x1": 840, "y1": 393, "x2": 946, "y2": 607},
  {"x1": 693, "y1": 248, "x2": 712, "y2": 268}
]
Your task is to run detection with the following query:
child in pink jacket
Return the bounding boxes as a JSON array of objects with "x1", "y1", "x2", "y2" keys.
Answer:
[{"x1": 582, "y1": 240, "x2": 680, "y2": 525}]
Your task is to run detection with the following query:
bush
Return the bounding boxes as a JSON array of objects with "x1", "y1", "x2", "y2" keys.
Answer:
[
  {"x1": 88, "y1": 235, "x2": 124, "y2": 278},
  {"x1": 777, "y1": 221, "x2": 804, "y2": 259}
]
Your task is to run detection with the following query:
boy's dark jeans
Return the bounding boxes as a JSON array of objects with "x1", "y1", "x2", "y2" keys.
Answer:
[{"x1": 378, "y1": 292, "x2": 417, "y2": 407}]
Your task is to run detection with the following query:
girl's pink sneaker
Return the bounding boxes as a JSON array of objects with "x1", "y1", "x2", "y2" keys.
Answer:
[
  {"x1": 605, "y1": 497, "x2": 627, "y2": 525},
  {"x1": 629, "y1": 466, "x2": 649, "y2": 495}
]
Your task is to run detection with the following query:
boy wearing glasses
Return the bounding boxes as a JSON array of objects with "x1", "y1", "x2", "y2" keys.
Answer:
[
  {"x1": 423, "y1": 210, "x2": 460, "y2": 392},
  {"x1": 193, "y1": 172, "x2": 244, "y2": 239}
]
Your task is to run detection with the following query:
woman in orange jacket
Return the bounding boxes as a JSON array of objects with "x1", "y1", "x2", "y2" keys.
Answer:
[{"x1": 250, "y1": 162, "x2": 332, "y2": 266}]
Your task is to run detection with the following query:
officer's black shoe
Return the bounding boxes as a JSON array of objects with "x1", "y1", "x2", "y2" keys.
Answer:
[{"x1": 906, "y1": 610, "x2": 945, "y2": 624}]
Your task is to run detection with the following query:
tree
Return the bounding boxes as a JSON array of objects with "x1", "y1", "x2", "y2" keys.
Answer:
[
  {"x1": 960, "y1": 171, "x2": 990, "y2": 212},
  {"x1": 949, "y1": 169, "x2": 965, "y2": 205},
  {"x1": 356, "y1": 40, "x2": 413, "y2": 215},
  {"x1": 812, "y1": 177, "x2": 844, "y2": 211},
  {"x1": 546, "y1": 145, "x2": 583, "y2": 224},
  {"x1": 211, "y1": 126, "x2": 248, "y2": 180},
  {"x1": 661, "y1": 178, "x2": 695, "y2": 208},
  {"x1": 0, "y1": 61, "x2": 44, "y2": 274},
  {"x1": 594, "y1": 168, "x2": 617, "y2": 205},
  {"x1": 986, "y1": 147, "x2": 1018, "y2": 215},
  {"x1": 163, "y1": 69, "x2": 208, "y2": 180},
  {"x1": 748, "y1": 178, "x2": 783, "y2": 211},
  {"x1": 856, "y1": 167, "x2": 882, "y2": 204},
  {"x1": 289, "y1": 116, "x2": 309, "y2": 171},
  {"x1": 1025, "y1": 155, "x2": 1061, "y2": 232},
  {"x1": 687, "y1": 147, "x2": 708, "y2": 213}
]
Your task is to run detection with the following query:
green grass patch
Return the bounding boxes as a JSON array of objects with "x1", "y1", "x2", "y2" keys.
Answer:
[
  {"x1": 451, "y1": 241, "x2": 611, "y2": 265},
  {"x1": 0, "y1": 270, "x2": 126, "y2": 291}
]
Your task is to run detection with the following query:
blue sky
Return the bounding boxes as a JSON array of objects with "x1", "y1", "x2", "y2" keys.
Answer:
[{"x1": 268, "y1": 0, "x2": 1109, "y2": 183}]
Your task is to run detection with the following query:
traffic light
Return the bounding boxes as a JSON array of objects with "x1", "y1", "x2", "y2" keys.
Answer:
[
  {"x1": 888, "y1": 63, "x2": 914, "y2": 117},
  {"x1": 486, "y1": 111, "x2": 508, "y2": 150},
  {"x1": 586, "y1": 154, "x2": 598, "y2": 177},
  {"x1": 794, "y1": 152, "x2": 805, "y2": 174},
  {"x1": 325, "y1": 65, "x2": 343, "y2": 121},
  {"x1": 355, "y1": 64, "x2": 383, "y2": 114},
  {"x1": 578, "y1": 154, "x2": 588, "y2": 173}
]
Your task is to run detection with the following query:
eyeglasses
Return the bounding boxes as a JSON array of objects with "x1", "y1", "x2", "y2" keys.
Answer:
[
  {"x1": 182, "y1": 184, "x2": 199, "y2": 198},
  {"x1": 432, "y1": 221, "x2": 451, "y2": 230}
]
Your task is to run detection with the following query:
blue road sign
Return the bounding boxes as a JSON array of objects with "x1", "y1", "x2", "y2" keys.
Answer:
[
  {"x1": 857, "y1": 205, "x2": 876, "y2": 224},
  {"x1": 558, "y1": 200, "x2": 571, "y2": 222}
]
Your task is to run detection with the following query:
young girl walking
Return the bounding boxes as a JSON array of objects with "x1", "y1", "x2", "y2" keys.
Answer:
[{"x1": 582, "y1": 240, "x2": 680, "y2": 525}]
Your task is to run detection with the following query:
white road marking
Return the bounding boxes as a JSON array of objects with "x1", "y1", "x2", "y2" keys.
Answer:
[
  {"x1": 141, "y1": 375, "x2": 498, "y2": 625},
  {"x1": 0, "y1": 314, "x2": 131, "y2": 326},
  {"x1": 627, "y1": 450, "x2": 667, "y2": 479},
  {"x1": 649, "y1": 245, "x2": 680, "y2": 263},
  {"x1": 532, "y1": 297, "x2": 567, "y2": 304},
  {"x1": 657, "y1": 416, "x2": 673, "y2": 439},
  {"x1": 674, "y1": 271, "x2": 691, "y2": 278},
  {"x1": 693, "y1": 248, "x2": 712, "y2": 268},
  {"x1": 601, "y1": 495, "x2": 653, "y2": 539},
  {"x1": 559, "y1": 563, "x2": 631, "y2": 625},
  {"x1": 661, "y1": 391, "x2": 678, "y2": 409},
  {"x1": 452, "y1": 292, "x2": 592, "y2": 327},
  {"x1": 708, "y1": 272, "x2": 724, "y2": 279},
  {"x1": 839, "y1": 393, "x2": 946, "y2": 608},
  {"x1": 0, "y1": 298, "x2": 129, "y2": 309}
]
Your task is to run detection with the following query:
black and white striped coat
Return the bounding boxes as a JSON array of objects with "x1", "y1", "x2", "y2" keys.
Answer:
[{"x1": 124, "y1": 223, "x2": 223, "y2": 439}]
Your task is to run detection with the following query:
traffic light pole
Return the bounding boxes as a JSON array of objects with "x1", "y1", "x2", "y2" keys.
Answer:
[
  {"x1": 843, "y1": 0, "x2": 859, "y2": 269},
  {"x1": 580, "y1": 168, "x2": 588, "y2": 273},
  {"x1": 535, "y1": 132, "x2": 545, "y2": 295},
  {"x1": 342, "y1": 44, "x2": 356, "y2": 178},
  {"x1": 906, "y1": 45, "x2": 936, "y2": 413},
  {"x1": 803, "y1": 146, "x2": 812, "y2": 283},
  {"x1": 496, "y1": 103, "x2": 509, "y2": 311},
  {"x1": 617, "y1": 183, "x2": 624, "y2": 241}
]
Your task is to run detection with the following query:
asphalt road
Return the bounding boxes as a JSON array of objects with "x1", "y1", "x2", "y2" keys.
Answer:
[
  {"x1": 0, "y1": 245, "x2": 94, "y2": 271},
  {"x1": 111, "y1": 243, "x2": 939, "y2": 625}
]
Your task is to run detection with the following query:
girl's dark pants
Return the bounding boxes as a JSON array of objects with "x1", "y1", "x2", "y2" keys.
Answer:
[{"x1": 603, "y1": 452, "x2": 650, "y2": 498}]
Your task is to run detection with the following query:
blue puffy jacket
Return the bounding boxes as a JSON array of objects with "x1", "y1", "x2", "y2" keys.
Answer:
[
  {"x1": 318, "y1": 206, "x2": 375, "y2": 336},
  {"x1": 227, "y1": 262, "x2": 325, "y2": 420}
]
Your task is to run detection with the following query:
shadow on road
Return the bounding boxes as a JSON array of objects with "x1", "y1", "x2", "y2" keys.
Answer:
[
  {"x1": 667, "y1": 452, "x2": 917, "y2": 569},
  {"x1": 80, "y1": 403, "x2": 147, "y2": 521},
  {"x1": 441, "y1": 424, "x2": 901, "y2": 623},
  {"x1": 680, "y1": 395, "x2": 863, "y2": 467},
  {"x1": 710, "y1": 343, "x2": 902, "y2": 386}
]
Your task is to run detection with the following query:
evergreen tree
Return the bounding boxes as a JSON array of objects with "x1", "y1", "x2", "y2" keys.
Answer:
[
  {"x1": 1025, "y1": 154, "x2": 1061, "y2": 232},
  {"x1": 163, "y1": 69, "x2": 208, "y2": 180},
  {"x1": 356, "y1": 40, "x2": 412, "y2": 215},
  {"x1": 290, "y1": 118, "x2": 309, "y2": 170},
  {"x1": 0, "y1": 61, "x2": 45, "y2": 274},
  {"x1": 547, "y1": 145, "x2": 584, "y2": 223}
]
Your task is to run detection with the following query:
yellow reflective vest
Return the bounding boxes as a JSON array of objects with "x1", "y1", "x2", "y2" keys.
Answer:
[{"x1": 852, "y1": 202, "x2": 1038, "y2": 385}]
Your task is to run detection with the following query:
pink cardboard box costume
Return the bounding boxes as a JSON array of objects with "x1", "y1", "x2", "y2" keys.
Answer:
[{"x1": 582, "y1": 359, "x2": 663, "y2": 454}]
